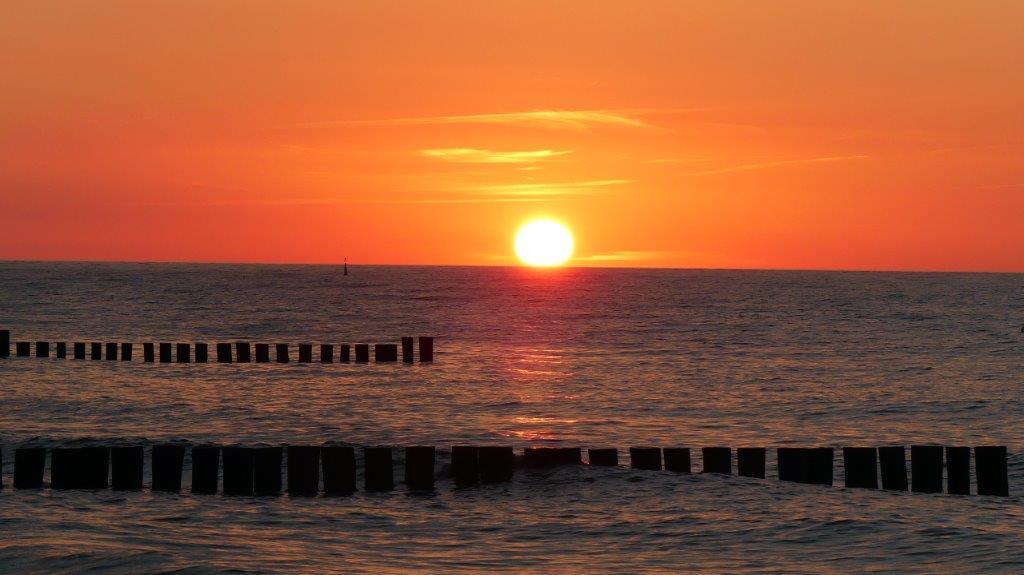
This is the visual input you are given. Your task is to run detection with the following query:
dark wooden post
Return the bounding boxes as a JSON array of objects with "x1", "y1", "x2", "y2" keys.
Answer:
[
  {"x1": 287, "y1": 446, "x2": 321, "y2": 496},
  {"x1": 159, "y1": 343, "x2": 172, "y2": 363},
  {"x1": 843, "y1": 447, "x2": 878, "y2": 489},
  {"x1": 354, "y1": 344, "x2": 369, "y2": 363},
  {"x1": 16, "y1": 342, "x2": 30, "y2": 356},
  {"x1": 298, "y1": 344, "x2": 313, "y2": 363},
  {"x1": 418, "y1": 337, "x2": 434, "y2": 362},
  {"x1": 176, "y1": 343, "x2": 190, "y2": 363},
  {"x1": 253, "y1": 446, "x2": 283, "y2": 496},
  {"x1": 404, "y1": 446, "x2": 436, "y2": 490},
  {"x1": 479, "y1": 446, "x2": 514, "y2": 482},
  {"x1": 879, "y1": 446, "x2": 908, "y2": 491},
  {"x1": 363, "y1": 447, "x2": 394, "y2": 491},
  {"x1": 191, "y1": 446, "x2": 220, "y2": 494},
  {"x1": 195, "y1": 343, "x2": 209, "y2": 363},
  {"x1": 222, "y1": 447, "x2": 255, "y2": 495},
  {"x1": 143, "y1": 343, "x2": 154, "y2": 362},
  {"x1": 339, "y1": 344, "x2": 351, "y2": 362},
  {"x1": 702, "y1": 447, "x2": 732, "y2": 474},
  {"x1": 737, "y1": 447, "x2": 766, "y2": 478},
  {"x1": 945, "y1": 446, "x2": 970, "y2": 495},
  {"x1": 910, "y1": 445, "x2": 943, "y2": 493},
  {"x1": 630, "y1": 447, "x2": 662, "y2": 470},
  {"x1": 322, "y1": 445, "x2": 357, "y2": 495},
  {"x1": 105, "y1": 342, "x2": 117, "y2": 360},
  {"x1": 255, "y1": 344, "x2": 270, "y2": 363},
  {"x1": 120, "y1": 343, "x2": 133, "y2": 361},
  {"x1": 111, "y1": 446, "x2": 144, "y2": 490},
  {"x1": 778, "y1": 448, "x2": 807, "y2": 483},
  {"x1": 14, "y1": 447, "x2": 46, "y2": 488},
  {"x1": 74, "y1": 342, "x2": 86, "y2": 359},
  {"x1": 452, "y1": 445, "x2": 480, "y2": 485},
  {"x1": 152, "y1": 444, "x2": 186, "y2": 492},
  {"x1": 56, "y1": 342, "x2": 67, "y2": 358},
  {"x1": 588, "y1": 448, "x2": 618, "y2": 466},
  {"x1": 51, "y1": 447, "x2": 109, "y2": 489},
  {"x1": 36, "y1": 341, "x2": 50, "y2": 358},
  {"x1": 90, "y1": 342, "x2": 102, "y2": 359},
  {"x1": 236, "y1": 342, "x2": 252, "y2": 363},
  {"x1": 402, "y1": 337, "x2": 414, "y2": 363},
  {"x1": 809, "y1": 447, "x2": 834, "y2": 485},
  {"x1": 275, "y1": 344, "x2": 289, "y2": 363},
  {"x1": 975, "y1": 446, "x2": 1009, "y2": 496},
  {"x1": 216, "y1": 343, "x2": 232, "y2": 363},
  {"x1": 663, "y1": 448, "x2": 691, "y2": 472},
  {"x1": 375, "y1": 343, "x2": 398, "y2": 362},
  {"x1": 320, "y1": 344, "x2": 334, "y2": 363},
  {"x1": 0, "y1": 329, "x2": 8, "y2": 357}
]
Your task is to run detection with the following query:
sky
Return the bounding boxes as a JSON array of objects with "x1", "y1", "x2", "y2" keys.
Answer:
[{"x1": 2, "y1": 1, "x2": 1023, "y2": 271}]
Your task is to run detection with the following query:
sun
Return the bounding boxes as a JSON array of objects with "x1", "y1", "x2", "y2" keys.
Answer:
[{"x1": 514, "y1": 219, "x2": 574, "y2": 267}]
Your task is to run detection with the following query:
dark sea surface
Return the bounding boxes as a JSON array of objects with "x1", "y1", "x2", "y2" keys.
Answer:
[{"x1": 0, "y1": 262, "x2": 1022, "y2": 573}]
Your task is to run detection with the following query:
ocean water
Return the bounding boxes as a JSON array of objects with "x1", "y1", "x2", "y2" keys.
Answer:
[{"x1": 0, "y1": 262, "x2": 1021, "y2": 573}]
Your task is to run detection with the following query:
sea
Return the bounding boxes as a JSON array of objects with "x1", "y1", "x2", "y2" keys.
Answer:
[{"x1": 0, "y1": 262, "x2": 1021, "y2": 573}]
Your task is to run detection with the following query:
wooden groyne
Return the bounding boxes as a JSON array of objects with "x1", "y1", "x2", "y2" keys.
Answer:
[
  {"x1": 0, "y1": 330, "x2": 434, "y2": 364},
  {"x1": 0, "y1": 443, "x2": 1010, "y2": 497}
]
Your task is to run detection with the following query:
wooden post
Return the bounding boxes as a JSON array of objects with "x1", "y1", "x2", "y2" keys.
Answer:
[
  {"x1": 404, "y1": 446, "x2": 435, "y2": 490},
  {"x1": 451, "y1": 445, "x2": 480, "y2": 485},
  {"x1": 152, "y1": 444, "x2": 186, "y2": 492},
  {"x1": 630, "y1": 447, "x2": 662, "y2": 470},
  {"x1": 120, "y1": 343, "x2": 133, "y2": 361},
  {"x1": 253, "y1": 446, "x2": 283, "y2": 496},
  {"x1": 287, "y1": 446, "x2": 321, "y2": 496},
  {"x1": 298, "y1": 344, "x2": 312, "y2": 363},
  {"x1": 809, "y1": 447, "x2": 834, "y2": 485},
  {"x1": 363, "y1": 447, "x2": 394, "y2": 491},
  {"x1": 176, "y1": 343, "x2": 190, "y2": 363},
  {"x1": 222, "y1": 447, "x2": 255, "y2": 495},
  {"x1": 216, "y1": 343, "x2": 232, "y2": 363},
  {"x1": 143, "y1": 342, "x2": 154, "y2": 362},
  {"x1": 74, "y1": 342, "x2": 86, "y2": 360},
  {"x1": 702, "y1": 447, "x2": 731, "y2": 474},
  {"x1": 339, "y1": 344, "x2": 351, "y2": 363},
  {"x1": 111, "y1": 446, "x2": 144, "y2": 490},
  {"x1": 354, "y1": 344, "x2": 369, "y2": 363},
  {"x1": 51, "y1": 447, "x2": 109, "y2": 489},
  {"x1": 14, "y1": 447, "x2": 46, "y2": 488},
  {"x1": 975, "y1": 446, "x2": 1009, "y2": 496},
  {"x1": 190, "y1": 446, "x2": 220, "y2": 494},
  {"x1": 418, "y1": 337, "x2": 433, "y2": 362},
  {"x1": 737, "y1": 447, "x2": 766, "y2": 478},
  {"x1": 105, "y1": 342, "x2": 117, "y2": 360},
  {"x1": 945, "y1": 446, "x2": 970, "y2": 495},
  {"x1": 910, "y1": 445, "x2": 943, "y2": 493},
  {"x1": 322, "y1": 445, "x2": 357, "y2": 495},
  {"x1": 588, "y1": 448, "x2": 618, "y2": 466},
  {"x1": 777, "y1": 448, "x2": 807, "y2": 483},
  {"x1": 320, "y1": 344, "x2": 334, "y2": 363},
  {"x1": 842, "y1": 447, "x2": 878, "y2": 489},
  {"x1": 36, "y1": 341, "x2": 50, "y2": 358},
  {"x1": 879, "y1": 446, "x2": 908, "y2": 491},
  {"x1": 0, "y1": 329, "x2": 8, "y2": 357},
  {"x1": 56, "y1": 342, "x2": 67, "y2": 358},
  {"x1": 16, "y1": 342, "x2": 30, "y2": 356},
  {"x1": 255, "y1": 344, "x2": 270, "y2": 363},
  {"x1": 401, "y1": 337, "x2": 414, "y2": 363},
  {"x1": 375, "y1": 343, "x2": 398, "y2": 362},
  {"x1": 235, "y1": 342, "x2": 252, "y2": 363},
  {"x1": 479, "y1": 446, "x2": 514, "y2": 482},
  {"x1": 275, "y1": 343, "x2": 289, "y2": 363},
  {"x1": 662, "y1": 448, "x2": 690, "y2": 472},
  {"x1": 91, "y1": 342, "x2": 102, "y2": 360},
  {"x1": 159, "y1": 342, "x2": 172, "y2": 363},
  {"x1": 195, "y1": 343, "x2": 208, "y2": 363}
]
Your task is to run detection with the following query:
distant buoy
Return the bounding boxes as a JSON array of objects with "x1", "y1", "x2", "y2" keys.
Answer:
[{"x1": 344, "y1": 258, "x2": 348, "y2": 276}]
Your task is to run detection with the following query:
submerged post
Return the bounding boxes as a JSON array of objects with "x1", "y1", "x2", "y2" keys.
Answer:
[
  {"x1": 143, "y1": 342, "x2": 154, "y2": 362},
  {"x1": 152, "y1": 444, "x2": 186, "y2": 492},
  {"x1": 0, "y1": 329, "x2": 8, "y2": 357},
  {"x1": 878, "y1": 446, "x2": 908, "y2": 491},
  {"x1": 975, "y1": 446, "x2": 1009, "y2": 496},
  {"x1": 702, "y1": 447, "x2": 732, "y2": 474},
  {"x1": 236, "y1": 342, "x2": 252, "y2": 363},
  {"x1": 287, "y1": 446, "x2": 321, "y2": 496},
  {"x1": 419, "y1": 337, "x2": 434, "y2": 362},
  {"x1": 588, "y1": 448, "x2": 619, "y2": 467},
  {"x1": 320, "y1": 344, "x2": 334, "y2": 363},
  {"x1": 945, "y1": 446, "x2": 970, "y2": 495},
  {"x1": 176, "y1": 343, "x2": 190, "y2": 363},
  {"x1": 253, "y1": 446, "x2": 283, "y2": 496},
  {"x1": 451, "y1": 445, "x2": 480, "y2": 485},
  {"x1": 111, "y1": 446, "x2": 144, "y2": 490},
  {"x1": 91, "y1": 342, "x2": 102, "y2": 360},
  {"x1": 216, "y1": 343, "x2": 232, "y2": 363},
  {"x1": 737, "y1": 447, "x2": 766, "y2": 478},
  {"x1": 401, "y1": 337, "x2": 414, "y2": 363},
  {"x1": 159, "y1": 343, "x2": 172, "y2": 363},
  {"x1": 36, "y1": 341, "x2": 50, "y2": 358},
  {"x1": 195, "y1": 343, "x2": 208, "y2": 363},
  {"x1": 778, "y1": 448, "x2": 808, "y2": 483},
  {"x1": 354, "y1": 344, "x2": 369, "y2": 363},
  {"x1": 16, "y1": 342, "x2": 30, "y2": 357},
  {"x1": 105, "y1": 342, "x2": 117, "y2": 360},
  {"x1": 842, "y1": 447, "x2": 878, "y2": 489},
  {"x1": 663, "y1": 448, "x2": 691, "y2": 472},
  {"x1": 255, "y1": 344, "x2": 270, "y2": 363},
  {"x1": 13, "y1": 447, "x2": 46, "y2": 488},
  {"x1": 222, "y1": 447, "x2": 255, "y2": 496},
  {"x1": 363, "y1": 447, "x2": 394, "y2": 491},
  {"x1": 375, "y1": 343, "x2": 398, "y2": 362},
  {"x1": 275, "y1": 344, "x2": 289, "y2": 363},
  {"x1": 910, "y1": 445, "x2": 943, "y2": 493},
  {"x1": 74, "y1": 342, "x2": 86, "y2": 360},
  {"x1": 479, "y1": 446, "x2": 514, "y2": 483},
  {"x1": 190, "y1": 446, "x2": 220, "y2": 494},
  {"x1": 404, "y1": 445, "x2": 436, "y2": 490},
  {"x1": 339, "y1": 344, "x2": 351, "y2": 363},
  {"x1": 629, "y1": 447, "x2": 661, "y2": 470},
  {"x1": 298, "y1": 344, "x2": 312, "y2": 363},
  {"x1": 51, "y1": 447, "x2": 110, "y2": 489},
  {"x1": 322, "y1": 445, "x2": 357, "y2": 495},
  {"x1": 120, "y1": 342, "x2": 133, "y2": 361},
  {"x1": 56, "y1": 342, "x2": 67, "y2": 359}
]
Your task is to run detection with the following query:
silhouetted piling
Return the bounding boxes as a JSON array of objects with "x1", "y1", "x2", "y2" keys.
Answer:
[
  {"x1": 143, "y1": 342, "x2": 154, "y2": 362},
  {"x1": 661, "y1": 448, "x2": 690, "y2": 472},
  {"x1": 843, "y1": 447, "x2": 878, "y2": 489},
  {"x1": 0, "y1": 329, "x2": 8, "y2": 357},
  {"x1": 946, "y1": 446, "x2": 970, "y2": 495},
  {"x1": 588, "y1": 448, "x2": 618, "y2": 466},
  {"x1": 216, "y1": 343, "x2": 232, "y2": 363},
  {"x1": 419, "y1": 337, "x2": 434, "y2": 362},
  {"x1": 91, "y1": 342, "x2": 102, "y2": 359},
  {"x1": 159, "y1": 342, "x2": 172, "y2": 363},
  {"x1": 223, "y1": 447, "x2": 255, "y2": 495},
  {"x1": 778, "y1": 448, "x2": 808, "y2": 483},
  {"x1": 287, "y1": 446, "x2": 321, "y2": 496},
  {"x1": 320, "y1": 344, "x2": 334, "y2": 363},
  {"x1": 16, "y1": 342, "x2": 30, "y2": 356},
  {"x1": 975, "y1": 446, "x2": 1009, "y2": 496},
  {"x1": 195, "y1": 343, "x2": 208, "y2": 363},
  {"x1": 56, "y1": 342, "x2": 67, "y2": 358},
  {"x1": 810, "y1": 448, "x2": 834, "y2": 485},
  {"x1": 74, "y1": 342, "x2": 86, "y2": 360},
  {"x1": 524, "y1": 447, "x2": 582, "y2": 468},
  {"x1": 879, "y1": 446, "x2": 908, "y2": 491},
  {"x1": 51, "y1": 447, "x2": 109, "y2": 489},
  {"x1": 255, "y1": 343, "x2": 270, "y2": 363},
  {"x1": 375, "y1": 343, "x2": 398, "y2": 362},
  {"x1": 354, "y1": 344, "x2": 369, "y2": 363},
  {"x1": 364, "y1": 447, "x2": 394, "y2": 491},
  {"x1": 322, "y1": 445, "x2": 357, "y2": 495},
  {"x1": 36, "y1": 341, "x2": 50, "y2": 358},
  {"x1": 253, "y1": 446, "x2": 283, "y2": 496},
  {"x1": 910, "y1": 445, "x2": 943, "y2": 493},
  {"x1": 298, "y1": 344, "x2": 312, "y2": 363},
  {"x1": 404, "y1": 446, "x2": 436, "y2": 490},
  {"x1": 236, "y1": 342, "x2": 252, "y2": 363},
  {"x1": 402, "y1": 337, "x2": 414, "y2": 363},
  {"x1": 737, "y1": 448, "x2": 766, "y2": 478},
  {"x1": 176, "y1": 343, "x2": 190, "y2": 363},
  {"x1": 629, "y1": 447, "x2": 661, "y2": 470},
  {"x1": 14, "y1": 447, "x2": 45, "y2": 488},
  {"x1": 479, "y1": 446, "x2": 514, "y2": 482},
  {"x1": 702, "y1": 447, "x2": 732, "y2": 474},
  {"x1": 339, "y1": 344, "x2": 351, "y2": 362},
  {"x1": 105, "y1": 342, "x2": 117, "y2": 360},
  {"x1": 190, "y1": 446, "x2": 220, "y2": 494},
  {"x1": 451, "y1": 445, "x2": 480, "y2": 485},
  {"x1": 152, "y1": 444, "x2": 186, "y2": 492},
  {"x1": 121, "y1": 342, "x2": 132, "y2": 361},
  {"x1": 275, "y1": 344, "x2": 289, "y2": 363},
  {"x1": 111, "y1": 446, "x2": 144, "y2": 490}
]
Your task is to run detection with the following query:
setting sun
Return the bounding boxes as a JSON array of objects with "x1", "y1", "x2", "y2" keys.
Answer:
[{"x1": 514, "y1": 219, "x2": 574, "y2": 267}]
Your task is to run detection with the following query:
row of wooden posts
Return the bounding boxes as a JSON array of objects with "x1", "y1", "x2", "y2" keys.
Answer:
[
  {"x1": 0, "y1": 331, "x2": 434, "y2": 363},
  {"x1": 1, "y1": 444, "x2": 1010, "y2": 496}
]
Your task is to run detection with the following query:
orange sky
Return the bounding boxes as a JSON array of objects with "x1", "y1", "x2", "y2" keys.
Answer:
[{"x1": 2, "y1": 1, "x2": 1023, "y2": 271}]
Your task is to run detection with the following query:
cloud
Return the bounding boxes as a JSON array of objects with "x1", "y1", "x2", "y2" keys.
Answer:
[
  {"x1": 574, "y1": 250, "x2": 674, "y2": 262},
  {"x1": 470, "y1": 179, "x2": 630, "y2": 196},
  {"x1": 680, "y1": 155, "x2": 869, "y2": 177},
  {"x1": 421, "y1": 148, "x2": 572, "y2": 163},
  {"x1": 311, "y1": 109, "x2": 663, "y2": 131}
]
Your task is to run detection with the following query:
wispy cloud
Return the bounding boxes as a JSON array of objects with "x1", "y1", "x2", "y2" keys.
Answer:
[
  {"x1": 470, "y1": 179, "x2": 630, "y2": 196},
  {"x1": 421, "y1": 148, "x2": 572, "y2": 164},
  {"x1": 310, "y1": 109, "x2": 665, "y2": 131},
  {"x1": 574, "y1": 250, "x2": 673, "y2": 262},
  {"x1": 680, "y1": 155, "x2": 869, "y2": 177}
]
